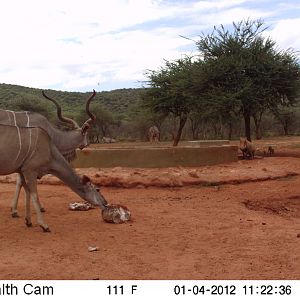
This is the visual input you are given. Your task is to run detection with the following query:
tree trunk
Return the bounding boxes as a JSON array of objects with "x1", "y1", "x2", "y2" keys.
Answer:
[
  {"x1": 253, "y1": 112, "x2": 263, "y2": 140},
  {"x1": 191, "y1": 126, "x2": 199, "y2": 140},
  {"x1": 283, "y1": 121, "x2": 289, "y2": 136},
  {"x1": 254, "y1": 124, "x2": 262, "y2": 140},
  {"x1": 244, "y1": 112, "x2": 251, "y2": 141},
  {"x1": 227, "y1": 122, "x2": 232, "y2": 140},
  {"x1": 189, "y1": 117, "x2": 200, "y2": 140},
  {"x1": 101, "y1": 125, "x2": 109, "y2": 138},
  {"x1": 173, "y1": 115, "x2": 188, "y2": 146},
  {"x1": 95, "y1": 134, "x2": 100, "y2": 143}
]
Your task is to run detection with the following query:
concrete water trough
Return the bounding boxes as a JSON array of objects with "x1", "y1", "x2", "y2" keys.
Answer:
[
  {"x1": 72, "y1": 144, "x2": 238, "y2": 168},
  {"x1": 187, "y1": 140, "x2": 230, "y2": 146}
]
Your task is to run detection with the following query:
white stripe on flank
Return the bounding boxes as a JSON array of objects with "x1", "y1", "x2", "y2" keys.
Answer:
[
  {"x1": 14, "y1": 126, "x2": 22, "y2": 162},
  {"x1": 25, "y1": 111, "x2": 30, "y2": 127},
  {"x1": 5, "y1": 110, "x2": 12, "y2": 125},
  {"x1": 12, "y1": 111, "x2": 17, "y2": 126},
  {"x1": 9, "y1": 111, "x2": 23, "y2": 162},
  {"x1": 27, "y1": 129, "x2": 38, "y2": 162},
  {"x1": 4, "y1": 110, "x2": 32, "y2": 162},
  {"x1": 23, "y1": 128, "x2": 32, "y2": 161}
]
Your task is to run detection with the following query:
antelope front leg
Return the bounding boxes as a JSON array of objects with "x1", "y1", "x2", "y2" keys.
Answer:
[
  {"x1": 31, "y1": 192, "x2": 50, "y2": 232},
  {"x1": 24, "y1": 187, "x2": 32, "y2": 227},
  {"x1": 21, "y1": 176, "x2": 32, "y2": 227},
  {"x1": 23, "y1": 173, "x2": 50, "y2": 232},
  {"x1": 11, "y1": 174, "x2": 22, "y2": 218},
  {"x1": 37, "y1": 195, "x2": 46, "y2": 213},
  {"x1": 25, "y1": 176, "x2": 46, "y2": 213}
]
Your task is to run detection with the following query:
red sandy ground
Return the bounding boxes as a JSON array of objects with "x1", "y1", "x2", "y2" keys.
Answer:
[{"x1": 0, "y1": 138, "x2": 300, "y2": 280}]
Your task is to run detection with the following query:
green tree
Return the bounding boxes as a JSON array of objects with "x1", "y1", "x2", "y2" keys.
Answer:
[
  {"x1": 196, "y1": 19, "x2": 300, "y2": 141},
  {"x1": 8, "y1": 93, "x2": 53, "y2": 119},
  {"x1": 144, "y1": 56, "x2": 200, "y2": 146},
  {"x1": 270, "y1": 104, "x2": 298, "y2": 136},
  {"x1": 77, "y1": 102, "x2": 115, "y2": 143}
]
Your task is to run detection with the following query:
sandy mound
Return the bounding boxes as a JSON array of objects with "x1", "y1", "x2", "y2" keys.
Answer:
[{"x1": 1, "y1": 157, "x2": 300, "y2": 188}]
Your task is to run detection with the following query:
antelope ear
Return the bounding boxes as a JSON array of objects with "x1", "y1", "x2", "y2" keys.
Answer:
[{"x1": 81, "y1": 175, "x2": 91, "y2": 185}]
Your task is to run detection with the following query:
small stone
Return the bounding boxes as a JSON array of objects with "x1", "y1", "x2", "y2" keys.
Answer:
[
  {"x1": 69, "y1": 202, "x2": 95, "y2": 211},
  {"x1": 88, "y1": 246, "x2": 99, "y2": 252},
  {"x1": 189, "y1": 170, "x2": 199, "y2": 178},
  {"x1": 297, "y1": 233, "x2": 300, "y2": 238},
  {"x1": 262, "y1": 222, "x2": 267, "y2": 225}
]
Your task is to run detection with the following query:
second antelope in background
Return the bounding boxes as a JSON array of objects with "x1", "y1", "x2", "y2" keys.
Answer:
[{"x1": 148, "y1": 126, "x2": 160, "y2": 143}]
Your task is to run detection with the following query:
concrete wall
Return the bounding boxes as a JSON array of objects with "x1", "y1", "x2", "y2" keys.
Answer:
[
  {"x1": 72, "y1": 145, "x2": 238, "y2": 168},
  {"x1": 187, "y1": 140, "x2": 230, "y2": 146}
]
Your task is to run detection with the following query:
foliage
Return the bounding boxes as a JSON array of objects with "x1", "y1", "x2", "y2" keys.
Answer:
[
  {"x1": 6, "y1": 93, "x2": 54, "y2": 120},
  {"x1": 196, "y1": 19, "x2": 300, "y2": 140},
  {"x1": 0, "y1": 83, "x2": 144, "y2": 140},
  {"x1": 144, "y1": 56, "x2": 204, "y2": 145},
  {"x1": 0, "y1": 83, "x2": 143, "y2": 117},
  {"x1": 77, "y1": 102, "x2": 116, "y2": 142}
]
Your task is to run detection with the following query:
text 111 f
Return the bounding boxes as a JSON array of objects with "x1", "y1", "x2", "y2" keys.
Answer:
[{"x1": 107, "y1": 285, "x2": 138, "y2": 295}]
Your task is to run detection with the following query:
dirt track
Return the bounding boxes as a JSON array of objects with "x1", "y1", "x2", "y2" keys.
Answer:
[{"x1": 0, "y1": 140, "x2": 300, "y2": 280}]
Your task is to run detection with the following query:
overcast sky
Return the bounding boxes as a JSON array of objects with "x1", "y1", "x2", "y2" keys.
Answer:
[{"x1": 0, "y1": 0, "x2": 299, "y2": 92}]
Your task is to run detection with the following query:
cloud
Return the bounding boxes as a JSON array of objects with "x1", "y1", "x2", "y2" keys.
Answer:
[
  {"x1": 266, "y1": 18, "x2": 300, "y2": 52},
  {"x1": 0, "y1": 0, "x2": 299, "y2": 92}
]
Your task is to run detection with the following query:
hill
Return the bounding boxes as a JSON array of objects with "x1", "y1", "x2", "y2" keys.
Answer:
[{"x1": 0, "y1": 83, "x2": 144, "y2": 117}]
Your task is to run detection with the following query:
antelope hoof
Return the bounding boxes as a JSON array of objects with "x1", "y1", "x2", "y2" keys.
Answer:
[
  {"x1": 25, "y1": 219, "x2": 32, "y2": 227},
  {"x1": 40, "y1": 207, "x2": 46, "y2": 213},
  {"x1": 40, "y1": 225, "x2": 51, "y2": 233},
  {"x1": 11, "y1": 212, "x2": 20, "y2": 218}
]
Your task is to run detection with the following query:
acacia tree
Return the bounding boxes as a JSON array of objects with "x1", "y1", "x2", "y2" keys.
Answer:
[
  {"x1": 270, "y1": 105, "x2": 298, "y2": 136},
  {"x1": 77, "y1": 102, "x2": 115, "y2": 143},
  {"x1": 144, "y1": 56, "x2": 200, "y2": 146},
  {"x1": 128, "y1": 99, "x2": 167, "y2": 140},
  {"x1": 196, "y1": 19, "x2": 300, "y2": 141}
]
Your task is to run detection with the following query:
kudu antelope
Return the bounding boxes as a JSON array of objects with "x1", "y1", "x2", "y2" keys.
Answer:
[
  {"x1": 148, "y1": 126, "x2": 160, "y2": 143},
  {"x1": 0, "y1": 90, "x2": 96, "y2": 217},
  {"x1": 0, "y1": 124, "x2": 107, "y2": 232}
]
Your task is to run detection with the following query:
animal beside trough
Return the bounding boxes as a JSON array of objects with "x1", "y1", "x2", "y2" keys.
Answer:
[
  {"x1": 0, "y1": 124, "x2": 108, "y2": 232},
  {"x1": 148, "y1": 126, "x2": 160, "y2": 143},
  {"x1": 0, "y1": 90, "x2": 97, "y2": 217},
  {"x1": 102, "y1": 137, "x2": 116, "y2": 143},
  {"x1": 265, "y1": 145, "x2": 275, "y2": 156},
  {"x1": 239, "y1": 138, "x2": 256, "y2": 159}
]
